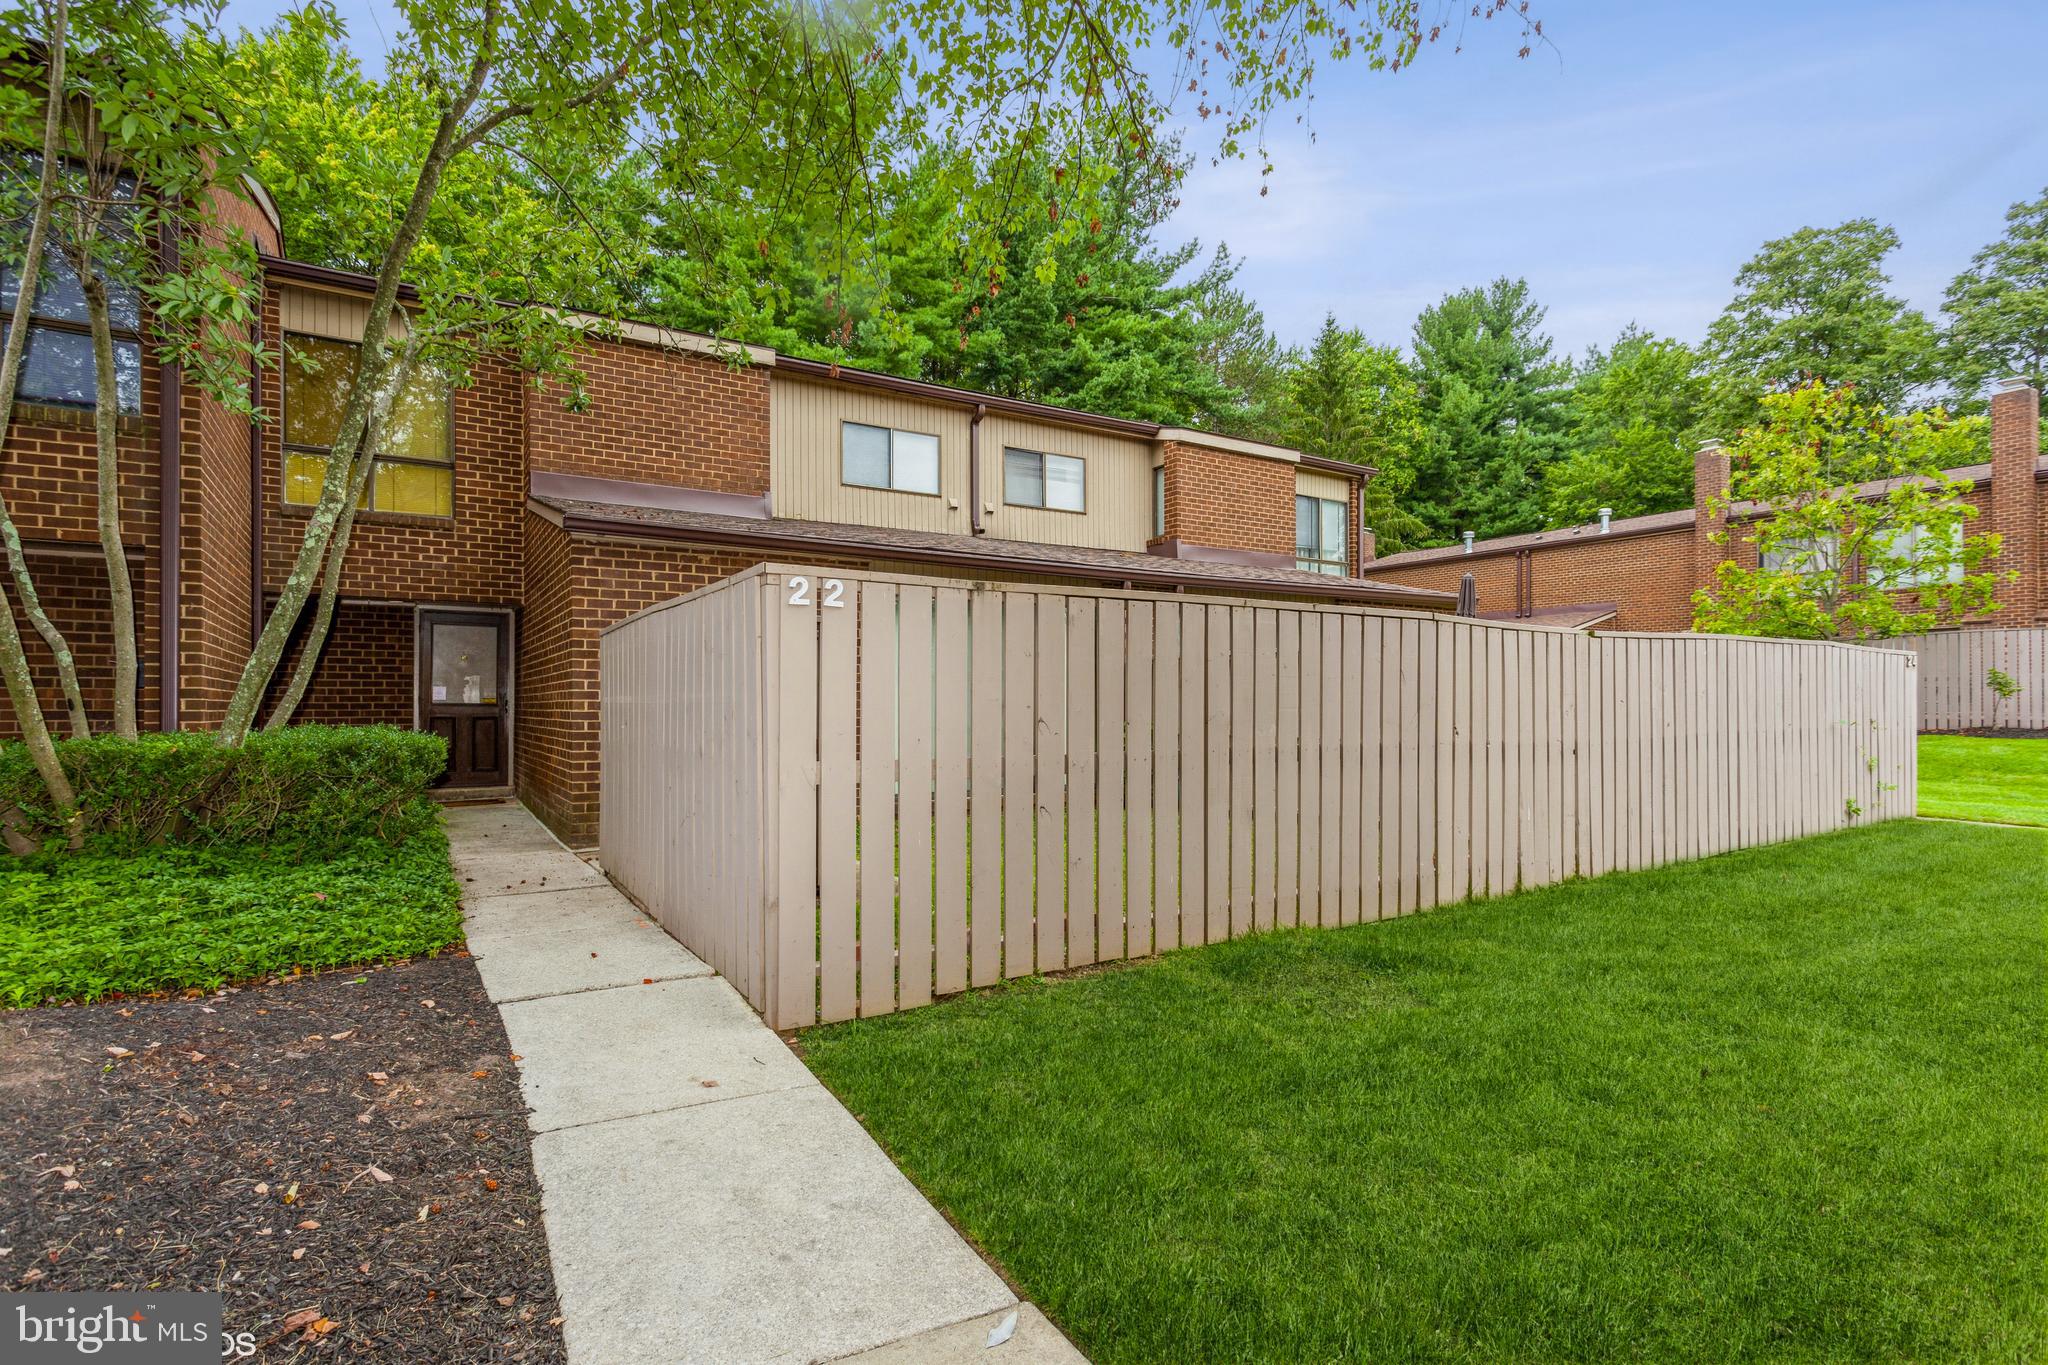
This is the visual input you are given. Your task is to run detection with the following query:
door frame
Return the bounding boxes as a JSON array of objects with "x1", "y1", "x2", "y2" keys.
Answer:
[{"x1": 413, "y1": 604, "x2": 517, "y2": 789}]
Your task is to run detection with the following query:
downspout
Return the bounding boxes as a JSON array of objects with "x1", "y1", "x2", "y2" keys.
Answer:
[
  {"x1": 247, "y1": 308, "x2": 265, "y2": 644},
  {"x1": 156, "y1": 221, "x2": 182, "y2": 732},
  {"x1": 969, "y1": 403, "x2": 985, "y2": 535}
]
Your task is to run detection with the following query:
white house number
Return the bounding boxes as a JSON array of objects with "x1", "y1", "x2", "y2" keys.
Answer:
[{"x1": 787, "y1": 576, "x2": 846, "y2": 608}]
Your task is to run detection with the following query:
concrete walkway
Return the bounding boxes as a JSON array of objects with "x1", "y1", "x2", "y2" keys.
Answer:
[{"x1": 444, "y1": 802, "x2": 1086, "y2": 1365}]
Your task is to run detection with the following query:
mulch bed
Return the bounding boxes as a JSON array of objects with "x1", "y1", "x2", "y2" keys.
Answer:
[{"x1": 0, "y1": 953, "x2": 564, "y2": 1362}]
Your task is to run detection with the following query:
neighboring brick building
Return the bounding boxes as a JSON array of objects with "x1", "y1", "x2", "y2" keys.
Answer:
[
  {"x1": 0, "y1": 186, "x2": 1448, "y2": 846},
  {"x1": 1363, "y1": 380, "x2": 2048, "y2": 634}
]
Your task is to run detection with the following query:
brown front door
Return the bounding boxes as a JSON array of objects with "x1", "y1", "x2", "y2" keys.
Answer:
[{"x1": 419, "y1": 610, "x2": 509, "y2": 788}]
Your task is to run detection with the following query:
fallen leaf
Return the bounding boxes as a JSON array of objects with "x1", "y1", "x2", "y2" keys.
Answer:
[
  {"x1": 496, "y1": 1295, "x2": 515, "y2": 1307},
  {"x1": 282, "y1": 1182, "x2": 298, "y2": 1205},
  {"x1": 355, "y1": 1113, "x2": 372, "y2": 1126},
  {"x1": 328, "y1": 1031, "x2": 353, "y2": 1040},
  {"x1": 253, "y1": 1182, "x2": 269, "y2": 1196},
  {"x1": 508, "y1": 1054, "x2": 522, "y2": 1062},
  {"x1": 416, "y1": 1205, "x2": 429, "y2": 1223},
  {"x1": 187, "y1": 1051, "x2": 206, "y2": 1063},
  {"x1": 296, "y1": 1220, "x2": 320, "y2": 1230},
  {"x1": 482, "y1": 1178, "x2": 499, "y2": 1192},
  {"x1": 278, "y1": 1308, "x2": 321, "y2": 1333},
  {"x1": 366, "y1": 1072, "x2": 389, "y2": 1084},
  {"x1": 365, "y1": 1166, "x2": 393, "y2": 1184},
  {"x1": 62, "y1": 1180, "x2": 81, "y2": 1192},
  {"x1": 420, "y1": 999, "x2": 435, "y2": 1009},
  {"x1": 43, "y1": 1166, "x2": 75, "y2": 1179},
  {"x1": 312, "y1": 1318, "x2": 337, "y2": 1335},
  {"x1": 471, "y1": 1070, "x2": 489, "y2": 1079},
  {"x1": 291, "y1": 1248, "x2": 306, "y2": 1261},
  {"x1": 641, "y1": 978, "x2": 653, "y2": 985},
  {"x1": 699, "y1": 1080, "x2": 719, "y2": 1089},
  {"x1": 105, "y1": 1046, "x2": 132, "y2": 1058}
]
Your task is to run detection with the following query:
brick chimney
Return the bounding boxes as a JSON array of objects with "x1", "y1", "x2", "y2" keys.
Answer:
[
  {"x1": 1693, "y1": 439, "x2": 1731, "y2": 593},
  {"x1": 1989, "y1": 377, "x2": 2041, "y2": 624}
]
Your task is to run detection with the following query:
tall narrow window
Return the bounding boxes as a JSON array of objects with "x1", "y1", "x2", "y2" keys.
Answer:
[
  {"x1": 1296, "y1": 495, "x2": 1347, "y2": 575},
  {"x1": 283, "y1": 334, "x2": 453, "y2": 516},
  {"x1": 1151, "y1": 464, "x2": 1166, "y2": 538},
  {"x1": 0, "y1": 174, "x2": 144, "y2": 413},
  {"x1": 1004, "y1": 447, "x2": 1085, "y2": 512},
  {"x1": 841, "y1": 421, "x2": 940, "y2": 494}
]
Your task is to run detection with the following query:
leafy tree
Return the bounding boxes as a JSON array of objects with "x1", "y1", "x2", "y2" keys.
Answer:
[
  {"x1": 1944, "y1": 186, "x2": 2048, "y2": 402},
  {"x1": 1273, "y1": 313, "x2": 1428, "y2": 552},
  {"x1": 1692, "y1": 384, "x2": 2007, "y2": 641},
  {"x1": 1704, "y1": 219, "x2": 1941, "y2": 427},
  {"x1": 1543, "y1": 326, "x2": 1708, "y2": 525},
  {"x1": 1408, "y1": 277, "x2": 1570, "y2": 542}
]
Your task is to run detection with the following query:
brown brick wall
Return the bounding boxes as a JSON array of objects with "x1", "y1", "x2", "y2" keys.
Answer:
[
  {"x1": 258, "y1": 601, "x2": 413, "y2": 729},
  {"x1": 1153, "y1": 441, "x2": 1295, "y2": 559},
  {"x1": 1363, "y1": 526, "x2": 1702, "y2": 632},
  {"x1": 258, "y1": 309, "x2": 525, "y2": 608},
  {"x1": 180, "y1": 358, "x2": 256, "y2": 730},
  {"x1": 1989, "y1": 383, "x2": 2042, "y2": 625},
  {"x1": 0, "y1": 362, "x2": 165, "y2": 737},
  {"x1": 526, "y1": 343, "x2": 770, "y2": 494}
]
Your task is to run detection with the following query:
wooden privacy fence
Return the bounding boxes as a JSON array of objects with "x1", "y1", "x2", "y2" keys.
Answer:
[
  {"x1": 1888, "y1": 629, "x2": 2048, "y2": 731},
  {"x1": 600, "y1": 564, "x2": 1918, "y2": 1030}
]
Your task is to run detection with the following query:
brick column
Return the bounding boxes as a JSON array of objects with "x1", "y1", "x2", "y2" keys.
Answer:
[
  {"x1": 1989, "y1": 378, "x2": 2042, "y2": 624},
  {"x1": 1693, "y1": 439, "x2": 1731, "y2": 593}
]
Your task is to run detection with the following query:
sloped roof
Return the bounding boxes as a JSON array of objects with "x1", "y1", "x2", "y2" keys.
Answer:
[{"x1": 529, "y1": 488, "x2": 1454, "y2": 609}]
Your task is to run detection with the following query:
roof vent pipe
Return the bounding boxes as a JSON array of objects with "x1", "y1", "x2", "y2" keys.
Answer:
[
  {"x1": 1461, "y1": 531, "x2": 1475, "y2": 553},
  {"x1": 1598, "y1": 507, "x2": 1612, "y2": 533}
]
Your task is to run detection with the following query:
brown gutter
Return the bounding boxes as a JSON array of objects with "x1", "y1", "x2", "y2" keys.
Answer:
[
  {"x1": 157, "y1": 223, "x2": 182, "y2": 732},
  {"x1": 969, "y1": 403, "x2": 985, "y2": 535},
  {"x1": 1298, "y1": 453, "x2": 1375, "y2": 480},
  {"x1": 776, "y1": 355, "x2": 1160, "y2": 438},
  {"x1": 260, "y1": 253, "x2": 423, "y2": 304},
  {"x1": 552, "y1": 507, "x2": 1456, "y2": 610}
]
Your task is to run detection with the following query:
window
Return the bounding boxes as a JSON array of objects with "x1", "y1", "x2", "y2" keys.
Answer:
[
  {"x1": 283, "y1": 334, "x2": 453, "y2": 517},
  {"x1": 1296, "y1": 495, "x2": 1347, "y2": 576},
  {"x1": 1151, "y1": 464, "x2": 1165, "y2": 538},
  {"x1": 1869, "y1": 523, "x2": 1964, "y2": 589},
  {"x1": 0, "y1": 196, "x2": 143, "y2": 413},
  {"x1": 1759, "y1": 534, "x2": 1839, "y2": 577},
  {"x1": 841, "y1": 421, "x2": 940, "y2": 494},
  {"x1": 1004, "y1": 446, "x2": 1085, "y2": 512}
]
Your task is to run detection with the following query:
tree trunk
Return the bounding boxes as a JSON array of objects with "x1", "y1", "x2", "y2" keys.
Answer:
[
  {"x1": 0, "y1": 0, "x2": 89, "y2": 744},
  {"x1": 0, "y1": 577, "x2": 77, "y2": 842},
  {"x1": 263, "y1": 338, "x2": 416, "y2": 730},
  {"x1": 79, "y1": 270, "x2": 138, "y2": 738},
  {"x1": 217, "y1": 91, "x2": 487, "y2": 747}
]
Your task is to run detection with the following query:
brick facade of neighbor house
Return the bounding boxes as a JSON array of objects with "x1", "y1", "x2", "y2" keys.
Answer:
[
  {"x1": 1151, "y1": 438, "x2": 1300, "y2": 560},
  {"x1": 1364, "y1": 384, "x2": 2048, "y2": 635},
  {"x1": 0, "y1": 173, "x2": 1446, "y2": 848}
]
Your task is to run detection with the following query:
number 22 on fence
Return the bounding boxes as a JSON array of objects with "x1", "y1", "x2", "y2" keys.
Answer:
[{"x1": 787, "y1": 576, "x2": 845, "y2": 608}]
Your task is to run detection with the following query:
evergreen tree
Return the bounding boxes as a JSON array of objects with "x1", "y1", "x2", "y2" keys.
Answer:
[
  {"x1": 1408, "y1": 278, "x2": 1570, "y2": 543},
  {"x1": 1274, "y1": 314, "x2": 1428, "y2": 553}
]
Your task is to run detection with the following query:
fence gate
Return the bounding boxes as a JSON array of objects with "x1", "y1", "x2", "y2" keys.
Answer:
[{"x1": 601, "y1": 564, "x2": 1919, "y2": 1030}]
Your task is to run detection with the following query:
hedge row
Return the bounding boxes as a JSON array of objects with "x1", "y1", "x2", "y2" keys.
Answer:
[{"x1": 0, "y1": 726, "x2": 447, "y2": 853}]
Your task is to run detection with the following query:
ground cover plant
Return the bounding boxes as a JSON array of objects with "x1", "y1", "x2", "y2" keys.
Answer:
[
  {"x1": 1918, "y1": 733, "x2": 2048, "y2": 826},
  {"x1": 0, "y1": 823, "x2": 461, "y2": 1007},
  {"x1": 804, "y1": 819, "x2": 2047, "y2": 1364}
]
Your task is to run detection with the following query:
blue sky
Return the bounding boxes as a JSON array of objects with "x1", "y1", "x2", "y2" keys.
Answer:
[{"x1": 220, "y1": 0, "x2": 2048, "y2": 358}]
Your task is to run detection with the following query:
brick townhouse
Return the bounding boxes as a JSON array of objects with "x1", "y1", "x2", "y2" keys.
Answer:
[
  {"x1": 0, "y1": 179, "x2": 1451, "y2": 846},
  {"x1": 1362, "y1": 378, "x2": 2047, "y2": 634}
]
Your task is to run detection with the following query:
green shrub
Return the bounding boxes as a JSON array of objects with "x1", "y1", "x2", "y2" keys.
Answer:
[{"x1": 0, "y1": 725, "x2": 446, "y2": 854}]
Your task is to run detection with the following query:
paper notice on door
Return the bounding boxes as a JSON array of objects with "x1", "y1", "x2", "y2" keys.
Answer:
[{"x1": 432, "y1": 685, "x2": 447, "y2": 701}]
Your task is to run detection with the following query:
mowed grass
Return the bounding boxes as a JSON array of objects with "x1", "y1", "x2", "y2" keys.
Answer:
[
  {"x1": 1919, "y1": 734, "x2": 2048, "y2": 826},
  {"x1": 802, "y1": 820, "x2": 2047, "y2": 1364}
]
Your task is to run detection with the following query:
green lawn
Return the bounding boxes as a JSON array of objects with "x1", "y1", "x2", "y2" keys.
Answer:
[
  {"x1": 803, "y1": 820, "x2": 2047, "y2": 1364},
  {"x1": 0, "y1": 824, "x2": 462, "y2": 1007},
  {"x1": 1919, "y1": 734, "x2": 2048, "y2": 827}
]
